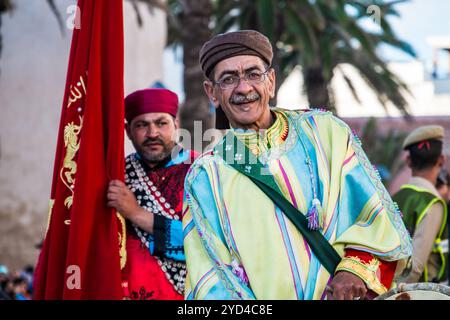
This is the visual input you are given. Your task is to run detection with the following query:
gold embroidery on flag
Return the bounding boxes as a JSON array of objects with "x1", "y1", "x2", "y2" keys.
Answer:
[
  {"x1": 67, "y1": 74, "x2": 87, "y2": 109},
  {"x1": 117, "y1": 213, "x2": 127, "y2": 269},
  {"x1": 60, "y1": 116, "x2": 83, "y2": 210}
]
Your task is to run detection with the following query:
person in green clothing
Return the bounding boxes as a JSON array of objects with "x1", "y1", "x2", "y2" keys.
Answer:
[{"x1": 393, "y1": 125, "x2": 448, "y2": 283}]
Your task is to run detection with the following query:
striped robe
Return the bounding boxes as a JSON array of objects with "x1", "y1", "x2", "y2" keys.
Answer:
[{"x1": 182, "y1": 108, "x2": 411, "y2": 300}]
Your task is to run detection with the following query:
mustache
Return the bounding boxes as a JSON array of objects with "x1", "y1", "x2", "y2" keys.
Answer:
[
  {"x1": 143, "y1": 138, "x2": 164, "y2": 146},
  {"x1": 230, "y1": 92, "x2": 260, "y2": 105}
]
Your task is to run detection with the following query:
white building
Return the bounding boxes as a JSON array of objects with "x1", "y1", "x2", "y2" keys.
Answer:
[{"x1": 277, "y1": 60, "x2": 450, "y2": 118}]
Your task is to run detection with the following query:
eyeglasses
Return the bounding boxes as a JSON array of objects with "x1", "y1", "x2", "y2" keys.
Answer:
[{"x1": 214, "y1": 69, "x2": 270, "y2": 90}]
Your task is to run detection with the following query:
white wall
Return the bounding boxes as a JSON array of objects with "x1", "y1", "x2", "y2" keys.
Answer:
[{"x1": 277, "y1": 61, "x2": 450, "y2": 117}]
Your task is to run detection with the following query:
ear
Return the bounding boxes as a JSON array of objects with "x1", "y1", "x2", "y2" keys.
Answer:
[
  {"x1": 174, "y1": 117, "x2": 180, "y2": 130},
  {"x1": 267, "y1": 68, "x2": 276, "y2": 99},
  {"x1": 204, "y1": 80, "x2": 220, "y2": 108},
  {"x1": 406, "y1": 155, "x2": 412, "y2": 168},
  {"x1": 438, "y1": 154, "x2": 446, "y2": 168}
]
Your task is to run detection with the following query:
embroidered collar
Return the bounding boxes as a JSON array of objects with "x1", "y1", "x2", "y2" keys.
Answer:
[{"x1": 231, "y1": 109, "x2": 290, "y2": 158}]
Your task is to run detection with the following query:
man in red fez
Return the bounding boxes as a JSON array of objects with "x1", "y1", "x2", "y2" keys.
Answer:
[{"x1": 107, "y1": 88, "x2": 197, "y2": 299}]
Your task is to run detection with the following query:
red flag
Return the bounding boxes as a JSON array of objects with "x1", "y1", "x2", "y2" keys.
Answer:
[{"x1": 34, "y1": 0, "x2": 125, "y2": 299}]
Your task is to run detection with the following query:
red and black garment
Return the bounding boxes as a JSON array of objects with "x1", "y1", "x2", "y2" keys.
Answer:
[{"x1": 121, "y1": 149, "x2": 198, "y2": 300}]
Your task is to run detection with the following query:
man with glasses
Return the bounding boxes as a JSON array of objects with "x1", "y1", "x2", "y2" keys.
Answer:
[{"x1": 182, "y1": 30, "x2": 411, "y2": 300}]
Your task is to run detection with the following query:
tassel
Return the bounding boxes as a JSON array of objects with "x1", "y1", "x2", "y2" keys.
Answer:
[{"x1": 306, "y1": 198, "x2": 324, "y2": 230}]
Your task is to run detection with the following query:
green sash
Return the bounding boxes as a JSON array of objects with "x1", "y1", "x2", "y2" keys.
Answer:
[{"x1": 215, "y1": 132, "x2": 341, "y2": 275}]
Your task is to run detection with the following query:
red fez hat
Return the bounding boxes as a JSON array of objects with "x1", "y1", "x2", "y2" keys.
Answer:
[{"x1": 125, "y1": 88, "x2": 179, "y2": 123}]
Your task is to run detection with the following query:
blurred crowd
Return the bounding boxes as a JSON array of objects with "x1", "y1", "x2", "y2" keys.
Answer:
[
  {"x1": 0, "y1": 264, "x2": 34, "y2": 300},
  {"x1": 437, "y1": 169, "x2": 450, "y2": 203}
]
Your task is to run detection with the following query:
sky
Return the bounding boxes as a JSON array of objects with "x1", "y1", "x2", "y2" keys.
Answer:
[
  {"x1": 380, "y1": 0, "x2": 450, "y2": 69},
  {"x1": 163, "y1": 0, "x2": 450, "y2": 101}
]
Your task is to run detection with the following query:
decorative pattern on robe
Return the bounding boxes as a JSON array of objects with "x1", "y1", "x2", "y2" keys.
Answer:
[
  {"x1": 182, "y1": 108, "x2": 411, "y2": 300},
  {"x1": 122, "y1": 148, "x2": 197, "y2": 299}
]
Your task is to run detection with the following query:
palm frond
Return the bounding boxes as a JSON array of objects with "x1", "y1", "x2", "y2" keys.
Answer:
[
  {"x1": 256, "y1": 0, "x2": 275, "y2": 41},
  {"x1": 338, "y1": 65, "x2": 363, "y2": 105},
  {"x1": 46, "y1": 0, "x2": 65, "y2": 36}
]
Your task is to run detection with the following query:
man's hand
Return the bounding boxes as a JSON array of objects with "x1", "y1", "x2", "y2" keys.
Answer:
[
  {"x1": 107, "y1": 180, "x2": 141, "y2": 219},
  {"x1": 107, "y1": 180, "x2": 154, "y2": 233},
  {"x1": 326, "y1": 271, "x2": 368, "y2": 300}
]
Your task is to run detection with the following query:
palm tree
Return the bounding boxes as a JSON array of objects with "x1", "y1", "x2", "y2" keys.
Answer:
[
  {"x1": 214, "y1": 0, "x2": 416, "y2": 115},
  {"x1": 5, "y1": 0, "x2": 415, "y2": 144},
  {"x1": 166, "y1": 0, "x2": 214, "y2": 149},
  {"x1": 129, "y1": 0, "x2": 215, "y2": 150},
  {"x1": 37, "y1": 0, "x2": 214, "y2": 150},
  {"x1": 213, "y1": 0, "x2": 296, "y2": 103}
]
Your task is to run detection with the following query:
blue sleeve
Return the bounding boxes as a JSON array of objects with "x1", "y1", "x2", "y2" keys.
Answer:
[{"x1": 147, "y1": 215, "x2": 185, "y2": 261}]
